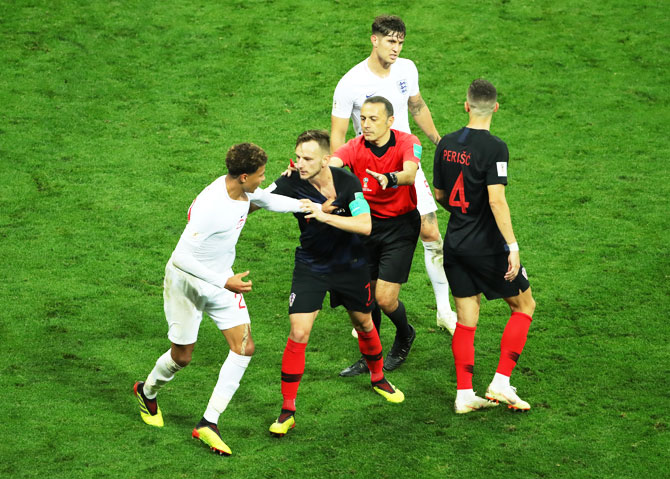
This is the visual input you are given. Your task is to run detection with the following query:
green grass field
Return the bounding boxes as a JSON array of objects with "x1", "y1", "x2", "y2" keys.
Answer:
[{"x1": 1, "y1": 1, "x2": 668, "y2": 478}]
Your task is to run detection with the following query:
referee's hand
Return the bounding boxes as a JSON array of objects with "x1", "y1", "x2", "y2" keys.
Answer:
[{"x1": 365, "y1": 169, "x2": 389, "y2": 189}]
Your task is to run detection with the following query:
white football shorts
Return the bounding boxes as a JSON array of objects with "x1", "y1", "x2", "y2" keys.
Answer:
[
  {"x1": 163, "y1": 261, "x2": 250, "y2": 345},
  {"x1": 414, "y1": 163, "x2": 438, "y2": 216}
]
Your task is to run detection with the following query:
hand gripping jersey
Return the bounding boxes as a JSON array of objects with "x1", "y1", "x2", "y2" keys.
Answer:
[
  {"x1": 268, "y1": 167, "x2": 370, "y2": 274},
  {"x1": 334, "y1": 130, "x2": 421, "y2": 219},
  {"x1": 433, "y1": 128, "x2": 509, "y2": 255}
]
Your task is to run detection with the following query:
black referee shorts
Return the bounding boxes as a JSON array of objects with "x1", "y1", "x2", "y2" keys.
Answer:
[
  {"x1": 444, "y1": 249, "x2": 531, "y2": 300},
  {"x1": 364, "y1": 209, "x2": 421, "y2": 284},
  {"x1": 288, "y1": 261, "x2": 375, "y2": 315}
]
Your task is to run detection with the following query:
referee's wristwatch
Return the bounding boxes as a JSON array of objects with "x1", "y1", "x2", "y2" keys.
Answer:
[{"x1": 384, "y1": 172, "x2": 399, "y2": 188}]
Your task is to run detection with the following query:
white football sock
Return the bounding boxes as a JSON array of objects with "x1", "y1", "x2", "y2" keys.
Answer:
[
  {"x1": 490, "y1": 372, "x2": 510, "y2": 389},
  {"x1": 422, "y1": 239, "x2": 453, "y2": 316},
  {"x1": 203, "y1": 351, "x2": 252, "y2": 424},
  {"x1": 144, "y1": 349, "x2": 183, "y2": 399}
]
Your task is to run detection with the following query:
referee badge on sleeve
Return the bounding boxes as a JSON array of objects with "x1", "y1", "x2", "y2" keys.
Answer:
[
  {"x1": 496, "y1": 162, "x2": 508, "y2": 177},
  {"x1": 413, "y1": 144, "x2": 422, "y2": 160}
]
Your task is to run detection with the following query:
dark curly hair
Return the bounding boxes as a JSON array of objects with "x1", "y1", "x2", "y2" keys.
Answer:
[{"x1": 225, "y1": 143, "x2": 268, "y2": 177}]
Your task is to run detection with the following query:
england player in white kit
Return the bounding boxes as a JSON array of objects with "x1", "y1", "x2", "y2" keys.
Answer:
[
  {"x1": 331, "y1": 15, "x2": 457, "y2": 335},
  {"x1": 133, "y1": 143, "x2": 316, "y2": 456}
]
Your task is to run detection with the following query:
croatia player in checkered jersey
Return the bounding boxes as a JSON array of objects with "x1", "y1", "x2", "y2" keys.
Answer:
[
  {"x1": 433, "y1": 80, "x2": 536, "y2": 413},
  {"x1": 133, "y1": 143, "x2": 316, "y2": 456},
  {"x1": 331, "y1": 15, "x2": 457, "y2": 334}
]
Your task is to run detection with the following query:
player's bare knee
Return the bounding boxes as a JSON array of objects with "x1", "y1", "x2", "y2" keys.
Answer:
[
  {"x1": 419, "y1": 214, "x2": 440, "y2": 242},
  {"x1": 289, "y1": 327, "x2": 311, "y2": 344},
  {"x1": 171, "y1": 349, "x2": 193, "y2": 368},
  {"x1": 376, "y1": 296, "x2": 398, "y2": 313},
  {"x1": 525, "y1": 295, "x2": 536, "y2": 317}
]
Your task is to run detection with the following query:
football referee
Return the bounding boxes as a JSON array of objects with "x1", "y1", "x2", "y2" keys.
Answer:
[{"x1": 331, "y1": 95, "x2": 421, "y2": 375}]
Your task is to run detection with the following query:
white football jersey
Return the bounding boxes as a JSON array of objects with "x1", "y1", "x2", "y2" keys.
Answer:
[
  {"x1": 170, "y1": 176, "x2": 301, "y2": 288},
  {"x1": 332, "y1": 57, "x2": 420, "y2": 136}
]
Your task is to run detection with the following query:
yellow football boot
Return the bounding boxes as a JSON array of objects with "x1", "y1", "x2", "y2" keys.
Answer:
[
  {"x1": 372, "y1": 378, "x2": 405, "y2": 403},
  {"x1": 133, "y1": 382, "x2": 164, "y2": 428},
  {"x1": 269, "y1": 410, "x2": 296, "y2": 437},
  {"x1": 192, "y1": 422, "x2": 232, "y2": 456}
]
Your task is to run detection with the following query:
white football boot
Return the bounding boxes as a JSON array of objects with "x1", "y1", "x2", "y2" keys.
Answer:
[
  {"x1": 436, "y1": 310, "x2": 457, "y2": 335},
  {"x1": 486, "y1": 384, "x2": 531, "y2": 411},
  {"x1": 454, "y1": 394, "x2": 498, "y2": 414}
]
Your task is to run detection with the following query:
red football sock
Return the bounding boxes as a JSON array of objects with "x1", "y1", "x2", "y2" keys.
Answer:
[
  {"x1": 497, "y1": 312, "x2": 533, "y2": 376},
  {"x1": 452, "y1": 322, "x2": 476, "y2": 390},
  {"x1": 281, "y1": 338, "x2": 307, "y2": 411},
  {"x1": 357, "y1": 328, "x2": 384, "y2": 382}
]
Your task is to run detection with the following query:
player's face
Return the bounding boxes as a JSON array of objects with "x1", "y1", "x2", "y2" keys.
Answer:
[
  {"x1": 295, "y1": 141, "x2": 327, "y2": 180},
  {"x1": 360, "y1": 102, "x2": 394, "y2": 144},
  {"x1": 242, "y1": 164, "x2": 266, "y2": 193},
  {"x1": 373, "y1": 32, "x2": 404, "y2": 65}
]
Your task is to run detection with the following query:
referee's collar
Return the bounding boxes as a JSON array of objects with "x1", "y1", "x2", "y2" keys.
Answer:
[{"x1": 364, "y1": 130, "x2": 396, "y2": 157}]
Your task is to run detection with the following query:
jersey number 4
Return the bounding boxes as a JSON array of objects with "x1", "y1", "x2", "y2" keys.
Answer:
[{"x1": 449, "y1": 172, "x2": 470, "y2": 213}]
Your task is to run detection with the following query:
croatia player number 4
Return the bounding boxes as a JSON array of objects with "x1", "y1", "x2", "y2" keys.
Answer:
[{"x1": 449, "y1": 172, "x2": 470, "y2": 214}]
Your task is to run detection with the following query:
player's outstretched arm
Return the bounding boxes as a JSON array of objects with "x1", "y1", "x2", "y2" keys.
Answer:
[
  {"x1": 305, "y1": 206, "x2": 372, "y2": 236},
  {"x1": 408, "y1": 93, "x2": 440, "y2": 145},
  {"x1": 488, "y1": 184, "x2": 520, "y2": 281},
  {"x1": 249, "y1": 187, "x2": 315, "y2": 214}
]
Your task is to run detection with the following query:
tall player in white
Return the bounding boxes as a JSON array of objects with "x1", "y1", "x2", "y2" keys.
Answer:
[
  {"x1": 331, "y1": 15, "x2": 457, "y2": 333},
  {"x1": 133, "y1": 143, "x2": 316, "y2": 456}
]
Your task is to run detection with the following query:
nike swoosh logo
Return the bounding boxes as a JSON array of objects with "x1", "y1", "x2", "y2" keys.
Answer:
[{"x1": 365, "y1": 93, "x2": 375, "y2": 98}]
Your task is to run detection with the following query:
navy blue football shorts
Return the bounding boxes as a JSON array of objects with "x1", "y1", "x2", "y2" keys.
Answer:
[
  {"x1": 443, "y1": 249, "x2": 531, "y2": 300},
  {"x1": 288, "y1": 261, "x2": 375, "y2": 314}
]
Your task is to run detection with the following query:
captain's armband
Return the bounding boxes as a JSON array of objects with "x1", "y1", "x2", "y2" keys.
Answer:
[{"x1": 349, "y1": 192, "x2": 370, "y2": 216}]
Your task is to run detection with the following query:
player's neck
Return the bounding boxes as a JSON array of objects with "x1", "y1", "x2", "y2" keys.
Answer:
[
  {"x1": 225, "y1": 174, "x2": 248, "y2": 201},
  {"x1": 466, "y1": 115, "x2": 493, "y2": 131},
  {"x1": 308, "y1": 167, "x2": 333, "y2": 193},
  {"x1": 367, "y1": 53, "x2": 391, "y2": 78}
]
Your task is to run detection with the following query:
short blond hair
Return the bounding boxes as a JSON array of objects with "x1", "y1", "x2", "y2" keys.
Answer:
[{"x1": 467, "y1": 78, "x2": 497, "y2": 116}]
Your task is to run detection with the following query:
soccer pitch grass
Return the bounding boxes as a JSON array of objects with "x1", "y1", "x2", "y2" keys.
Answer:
[{"x1": 1, "y1": 1, "x2": 668, "y2": 478}]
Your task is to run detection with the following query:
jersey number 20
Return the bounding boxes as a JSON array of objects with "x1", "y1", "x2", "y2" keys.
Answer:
[{"x1": 449, "y1": 172, "x2": 470, "y2": 213}]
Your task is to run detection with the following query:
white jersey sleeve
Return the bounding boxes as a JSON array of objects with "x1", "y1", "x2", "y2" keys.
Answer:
[
  {"x1": 248, "y1": 186, "x2": 305, "y2": 213},
  {"x1": 332, "y1": 75, "x2": 356, "y2": 119},
  {"x1": 171, "y1": 237, "x2": 231, "y2": 289},
  {"x1": 406, "y1": 60, "x2": 420, "y2": 97}
]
